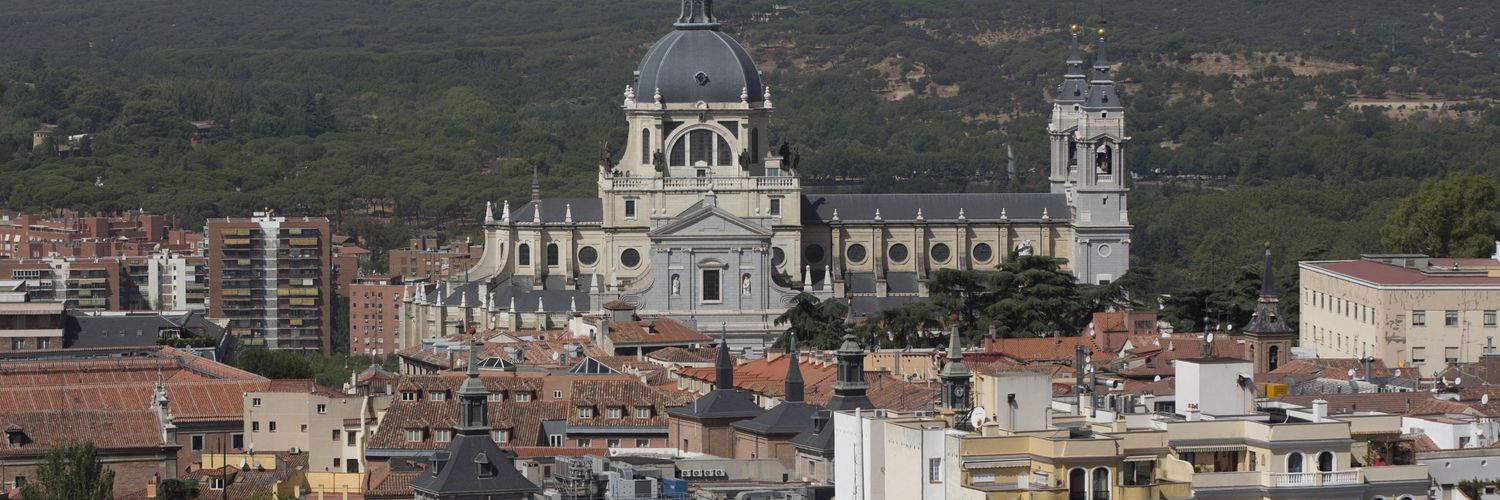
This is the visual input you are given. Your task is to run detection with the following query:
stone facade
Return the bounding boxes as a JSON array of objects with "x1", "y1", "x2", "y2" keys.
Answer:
[{"x1": 397, "y1": 11, "x2": 1133, "y2": 350}]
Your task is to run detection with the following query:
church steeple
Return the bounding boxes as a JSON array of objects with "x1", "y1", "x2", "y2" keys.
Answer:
[
  {"x1": 716, "y1": 325, "x2": 734, "y2": 390},
  {"x1": 1083, "y1": 29, "x2": 1122, "y2": 110},
  {"x1": 1056, "y1": 25, "x2": 1088, "y2": 103},
  {"x1": 939, "y1": 324, "x2": 972, "y2": 414},
  {"x1": 1243, "y1": 243, "x2": 1295, "y2": 373},
  {"x1": 827, "y1": 296, "x2": 873, "y2": 410},
  {"x1": 456, "y1": 331, "x2": 489, "y2": 435},
  {"x1": 676, "y1": 0, "x2": 721, "y2": 30},
  {"x1": 784, "y1": 332, "x2": 804, "y2": 403}
]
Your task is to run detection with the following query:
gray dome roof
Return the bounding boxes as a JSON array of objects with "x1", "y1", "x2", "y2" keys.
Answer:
[{"x1": 635, "y1": 29, "x2": 764, "y2": 104}]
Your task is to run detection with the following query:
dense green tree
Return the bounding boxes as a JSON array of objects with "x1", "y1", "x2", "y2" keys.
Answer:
[
  {"x1": 773, "y1": 293, "x2": 851, "y2": 350},
  {"x1": 1381, "y1": 173, "x2": 1500, "y2": 257},
  {"x1": 19, "y1": 443, "x2": 114, "y2": 500},
  {"x1": 157, "y1": 479, "x2": 200, "y2": 500}
]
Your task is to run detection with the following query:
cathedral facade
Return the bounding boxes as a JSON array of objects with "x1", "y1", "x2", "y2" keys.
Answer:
[{"x1": 400, "y1": 2, "x2": 1131, "y2": 350}]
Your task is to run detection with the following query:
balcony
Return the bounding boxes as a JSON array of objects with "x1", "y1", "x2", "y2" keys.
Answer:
[
  {"x1": 602, "y1": 175, "x2": 800, "y2": 192},
  {"x1": 1269, "y1": 470, "x2": 1359, "y2": 487}
]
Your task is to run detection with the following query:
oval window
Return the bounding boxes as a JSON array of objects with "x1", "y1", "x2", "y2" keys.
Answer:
[
  {"x1": 931, "y1": 243, "x2": 951, "y2": 263},
  {"x1": 973, "y1": 243, "x2": 993, "y2": 263},
  {"x1": 847, "y1": 244, "x2": 867, "y2": 264},
  {"x1": 578, "y1": 246, "x2": 599, "y2": 266},
  {"x1": 772, "y1": 247, "x2": 786, "y2": 266},
  {"x1": 1097, "y1": 244, "x2": 1113, "y2": 258},
  {"x1": 621, "y1": 249, "x2": 642, "y2": 268},
  {"x1": 888, "y1": 244, "x2": 909, "y2": 264},
  {"x1": 804, "y1": 244, "x2": 825, "y2": 264}
]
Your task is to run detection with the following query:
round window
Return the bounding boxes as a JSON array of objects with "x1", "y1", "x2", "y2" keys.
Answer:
[
  {"x1": 973, "y1": 243, "x2": 993, "y2": 263},
  {"x1": 578, "y1": 246, "x2": 599, "y2": 266},
  {"x1": 847, "y1": 244, "x2": 867, "y2": 264},
  {"x1": 888, "y1": 244, "x2": 909, "y2": 264},
  {"x1": 804, "y1": 244, "x2": 825, "y2": 264},
  {"x1": 621, "y1": 249, "x2": 642, "y2": 268},
  {"x1": 1097, "y1": 244, "x2": 1113, "y2": 258},
  {"x1": 772, "y1": 247, "x2": 786, "y2": 266},
  {"x1": 931, "y1": 243, "x2": 951, "y2": 263}
]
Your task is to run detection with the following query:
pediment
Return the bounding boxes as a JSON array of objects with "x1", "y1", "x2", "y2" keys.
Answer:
[{"x1": 649, "y1": 205, "x2": 772, "y2": 240}]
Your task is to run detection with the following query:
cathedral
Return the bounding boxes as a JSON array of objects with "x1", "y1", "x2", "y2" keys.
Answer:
[{"x1": 400, "y1": 1, "x2": 1132, "y2": 350}]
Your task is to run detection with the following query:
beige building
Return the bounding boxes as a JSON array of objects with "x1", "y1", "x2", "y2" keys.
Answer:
[
  {"x1": 243, "y1": 381, "x2": 388, "y2": 473},
  {"x1": 1300, "y1": 254, "x2": 1500, "y2": 376}
]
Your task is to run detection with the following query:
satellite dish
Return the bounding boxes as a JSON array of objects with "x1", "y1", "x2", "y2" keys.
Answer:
[
  {"x1": 1153, "y1": 375, "x2": 1162, "y2": 382},
  {"x1": 1086, "y1": 363, "x2": 1095, "y2": 374},
  {"x1": 1085, "y1": 355, "x2": 1093, "y2": 364},
  {"x1": 1348, "y1": 368, "x2": 1357, "y2": 379},
  {"x1": 1394, "y1": 369, "x2": 1401, "y2": 378},
  {"x1": 1206, "y1": 332, "x2": 1215, "y2": 344},
  {"x1": 1456, "y1": 377, "x2": 1464, "y2": 386},
  {"x1": 1484, "y1": 394, "x2": 1491, "y2": 405},
  {"x1": 970, "y1": 406, "x2": 988, "y2": 429}
]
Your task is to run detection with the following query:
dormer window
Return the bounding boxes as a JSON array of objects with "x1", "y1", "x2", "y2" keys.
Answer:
[
  {"x1": 578, "y1": 407, "x2": 595, "y2": 419},
  {"x1": 635, "y1": 407, "x2": 652, "y2": 419},
  {"x1": 5, "y1": 425, "x2": 25, "y2": 447},
  {"x1": 429, "y1": 392, "x2": 447, "y2": 401},
  {"x1": 401, "y1": 391, "x2": 417, "y2": 401},
  {"x1": 607, "y1": 407, "x2": 624, "y2": 419},
  {"x1": 516, "y1": 392, "x2": 533, "y2": 402}
]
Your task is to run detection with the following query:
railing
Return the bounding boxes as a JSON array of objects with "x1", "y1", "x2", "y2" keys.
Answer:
[
  {"x1": 602, "y1": 176, "x2": 800, "y2": 192},
  {"x1": 1268, "y1": 470, "x2": 1361, "y2": 488}
]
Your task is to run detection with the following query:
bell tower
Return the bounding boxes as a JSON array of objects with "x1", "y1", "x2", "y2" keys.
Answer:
[
  {"x1": 1069, "y1": 28, "x2": 1132, "y2": 284},
  {"x1": 938, "y1": 324, "x2": 972, "y2": 419},
  {"x1": 1243, "y1": 243, "x2": 1295, "y2": 374},
  {"x1": 1049, "y1": 25, "x2": 1088, "y2": 195}
]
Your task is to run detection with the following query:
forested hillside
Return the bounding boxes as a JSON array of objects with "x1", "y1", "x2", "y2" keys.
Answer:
[{"x1": 1, "y1": 0, "x2": 1498, "y2": 313}]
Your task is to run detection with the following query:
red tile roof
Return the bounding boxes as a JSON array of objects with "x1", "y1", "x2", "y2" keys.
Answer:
[
  {"x1": 678, "y1": 354, "x2": 937, "y2": 411},
  {"x1": 982, "y1": 337, "x2": 1118, "y2": 364},
  {"x1": 606, "y1": 317, "x2": 710, "y2": 345},
  {"x1": 647, "y1": 347, "x2": 718, "y2": 364},
  {"x1": 1304, "y1": 259, "x2": 1500, "y2": 287},
  {"x1": 0, "y1": 409, "x2": 164, "y2": 454}
]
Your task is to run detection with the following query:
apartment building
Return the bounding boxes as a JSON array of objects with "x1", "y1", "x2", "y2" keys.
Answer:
[
  {"x1": 0, "y1": 252, "x2": 205, "y2": 312},
  {"x1": 349, "y1": 275, "x2": 406, "y2": 356},
  {"x1": 387, "y1": 237, "x2": 481, "y2": 281},
  {"x1": 243, "y1": 380, "x2": 384, "y2": 473},
  {"x1": 1300, "y1": 254, "x2": 1500, "y2": 376},
  {"x1": 207, "y1": 213, "x2": 332, "y2": 353}
]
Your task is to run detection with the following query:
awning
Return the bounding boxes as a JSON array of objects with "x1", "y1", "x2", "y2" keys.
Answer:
[
  {"x1": 964, "y1": 459, "x2": 1031, "y2": 469},
  {"x1": 1175, "y1": 445, "x2": 1247, "y2": 454},
  {"x1": 1123, "y1": 455, "x2": 1157, "y2": 462}
]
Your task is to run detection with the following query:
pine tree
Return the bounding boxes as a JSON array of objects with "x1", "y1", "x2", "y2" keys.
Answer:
[{"x1": 19, "y1": 443, "x2": 115, "y2": 500}]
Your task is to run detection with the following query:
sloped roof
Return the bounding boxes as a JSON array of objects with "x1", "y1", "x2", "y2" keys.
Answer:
[
  {"x1": 606, "y1": 317, "x2": 710, "y2": 345},
  {"x1": 647, "y1": 347, "x2": 717, "y2": 364},
  {"x1": 731, "y1": 401, "x2": 821, "y2": 436},
  {"x1": 802, "y1": 193, "x2": 1070, "y2": 224},
  {"x1": 0, "y1": 409, "x2": 164, "y2": 454},
  {"x1": 568, "y1": 356, "x2": 621, "y2": 375}
]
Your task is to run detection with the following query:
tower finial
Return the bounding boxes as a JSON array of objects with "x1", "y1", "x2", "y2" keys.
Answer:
[
  {"x1": 716, "y1": 324, "x2": 734, "y2": 389},
  {"x1": 1261, "y1": 242, "x2": 1276, "y2": 297},
  {"x1": 531, "y1": 165, "x2": 541, "y2": 202},
  {"x1": 675, "y1": 0, "x2": 720, "y2": 30}
]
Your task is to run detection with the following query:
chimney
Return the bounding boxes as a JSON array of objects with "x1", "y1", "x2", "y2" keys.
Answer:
[
  {"x1": 1140, "y1": 394, "x2": 1155, "y2": 414},
  {"x1": 1311, "y1": 399, "x2": 1328, "y2": 422},
  {"x1": 1184, "y1": 404, "x2": 1201, "y2": 422}
]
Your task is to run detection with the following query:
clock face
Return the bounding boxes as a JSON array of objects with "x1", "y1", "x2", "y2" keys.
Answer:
[{"x1": 954, "y1": 386, "x2": 967, "y2": 397}]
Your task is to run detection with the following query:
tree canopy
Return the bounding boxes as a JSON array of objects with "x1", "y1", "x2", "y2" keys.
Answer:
[
  {"x1": 19, "y1": 443, "x2": 114, "y2": 500},
  {"x1": 1380, "y1": 172, "x2": 1500, "y2": 257}
]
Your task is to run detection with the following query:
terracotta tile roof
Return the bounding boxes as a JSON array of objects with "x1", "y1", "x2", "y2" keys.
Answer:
[
  {"x1": 678, "y1": 354, "x2": 937, "y2": 412},
  {"x1": 511, "y1": 446, "x2": 607, "y2": 458},
  {"x1": 367, "y1": 400, "x2": 570, "y2": 450},
  {"x1": 602, "y1": 300, "x2": 635, "y2": 311},
  {"x1": 1267, "y1": 358, "x2": 1395, "y2": 381},
  {"x1": 983, "y1": 337, "x2": 1118, "y2": 364},
  {"x1": 606, "y1": 317, "x2": 710, "y2": 345},
  {"x1": 368, "y1": 469, "x2": 423, "y2": 497},
  {"x1": 567, "y1": 379, "x2": 692, "y2": 427},
  {"x1": 647, "y1": 347, "x2": 718, "y2": 364},
  {"x1": 1272, "y1": 392, "x2": 1466, "y2": 416},
  {"x1": 1115, "y1": 337, "x2": 1246, "y2": 378},
  {"x1": 0, "y1": 409, "x2": 164, "y2": 454},
  {"x1": 262, "y1": 379, "x2": 350, "y2": 397},
  {"x1": 0, "y1": 379, "x2": 271, "y2": 422},
  {"x1": 1435, "y1": 356, "x2": 1500, "y2": 387}
]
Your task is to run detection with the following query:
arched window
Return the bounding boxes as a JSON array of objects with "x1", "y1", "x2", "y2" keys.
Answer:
[
  {"x1": 1286, "y1": 452, "x2": 1304, "y2": 473},
  {"x1": 546, "y1": 243, "x2": 559, "y2": 267},
  {"x1": 1316, "y1": 451, "x2": 1334, "y2": 473},
  {"x1": 1268, "y1": 345, "x2": 1281, "y2": 371},
  {"x1": 517, "y1": 244, "x2": 531, "y2": 266},
  {"x1": 1091, "y1": 468, "x2": 1110, "y2": 500},
  {"x1": 641, "y1": 129, "x2": 651, "y2": 164},
  {"x1": 1068, "y1": 468, "x2": 1087, "y2": 500},
  {"x1": 670, "y1": 129, "x2": 734, "y2": 167},
  {"x1": 1096, "y1": 144, "x2": 1113, "y2": 175},
  {"x1": 1067, "y1": 139, "x2": 1078, "y2": 166}
]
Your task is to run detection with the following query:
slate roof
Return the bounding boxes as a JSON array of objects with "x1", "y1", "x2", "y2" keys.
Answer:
[
  {"x1": 66, "y1": 310, "x2": 225, "y2": 349},
  {"x1": 802, "y1": 193, "x2": 1070, "y2": 224},
  {"x1": 510, "y1": 198, "x2": 604, "y2": 224},
  {"x1": 790, "y1": 411, "x2": 835, "y2": 454},
  {"x1": 408, "y1": 432, "x2": 538, "y2": 497},
  {"x1": 635, "y1": 29, "x2": 764, "y2": 105},
  {"x1": 730, "y1": 401, "x2": 820, "y2": 436}
]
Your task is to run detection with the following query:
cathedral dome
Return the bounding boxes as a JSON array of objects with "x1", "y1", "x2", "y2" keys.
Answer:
[{"x1": 634, "y1": 1, "x2": 764, "y2": 105}]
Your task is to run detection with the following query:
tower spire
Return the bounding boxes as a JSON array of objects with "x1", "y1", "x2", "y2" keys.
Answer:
[
  {"x1": 530, "y1": 166, "x2": 541, "y2": 202},
  {"x1": 676, "y1": 0, "x2": 720, "y2": 30},
  {"x1": 939, "y1": 322, "x2": 972, "y2": 415},
  {"x1": 827, "y1": 294, "x2": 874, "y2": 410},
  {"x1": 1083, "y1": 28, "x2": 1122, "y2": 110},
  {"x1": 1260, "y1": 242, "x2": 1277, "y2": 296},
  {"x1": 1056, "y1": 25, "x2": 1088, "y2": 103},
  {"x1": 784, "y1": 332, "x2": 804, "y2": 402},
  {"x1": 456, "y1": 327, "x2": 489, "y2": 434},
  {"x1": 716, "y1": 324, "x2": 734, "y2": 390}
]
